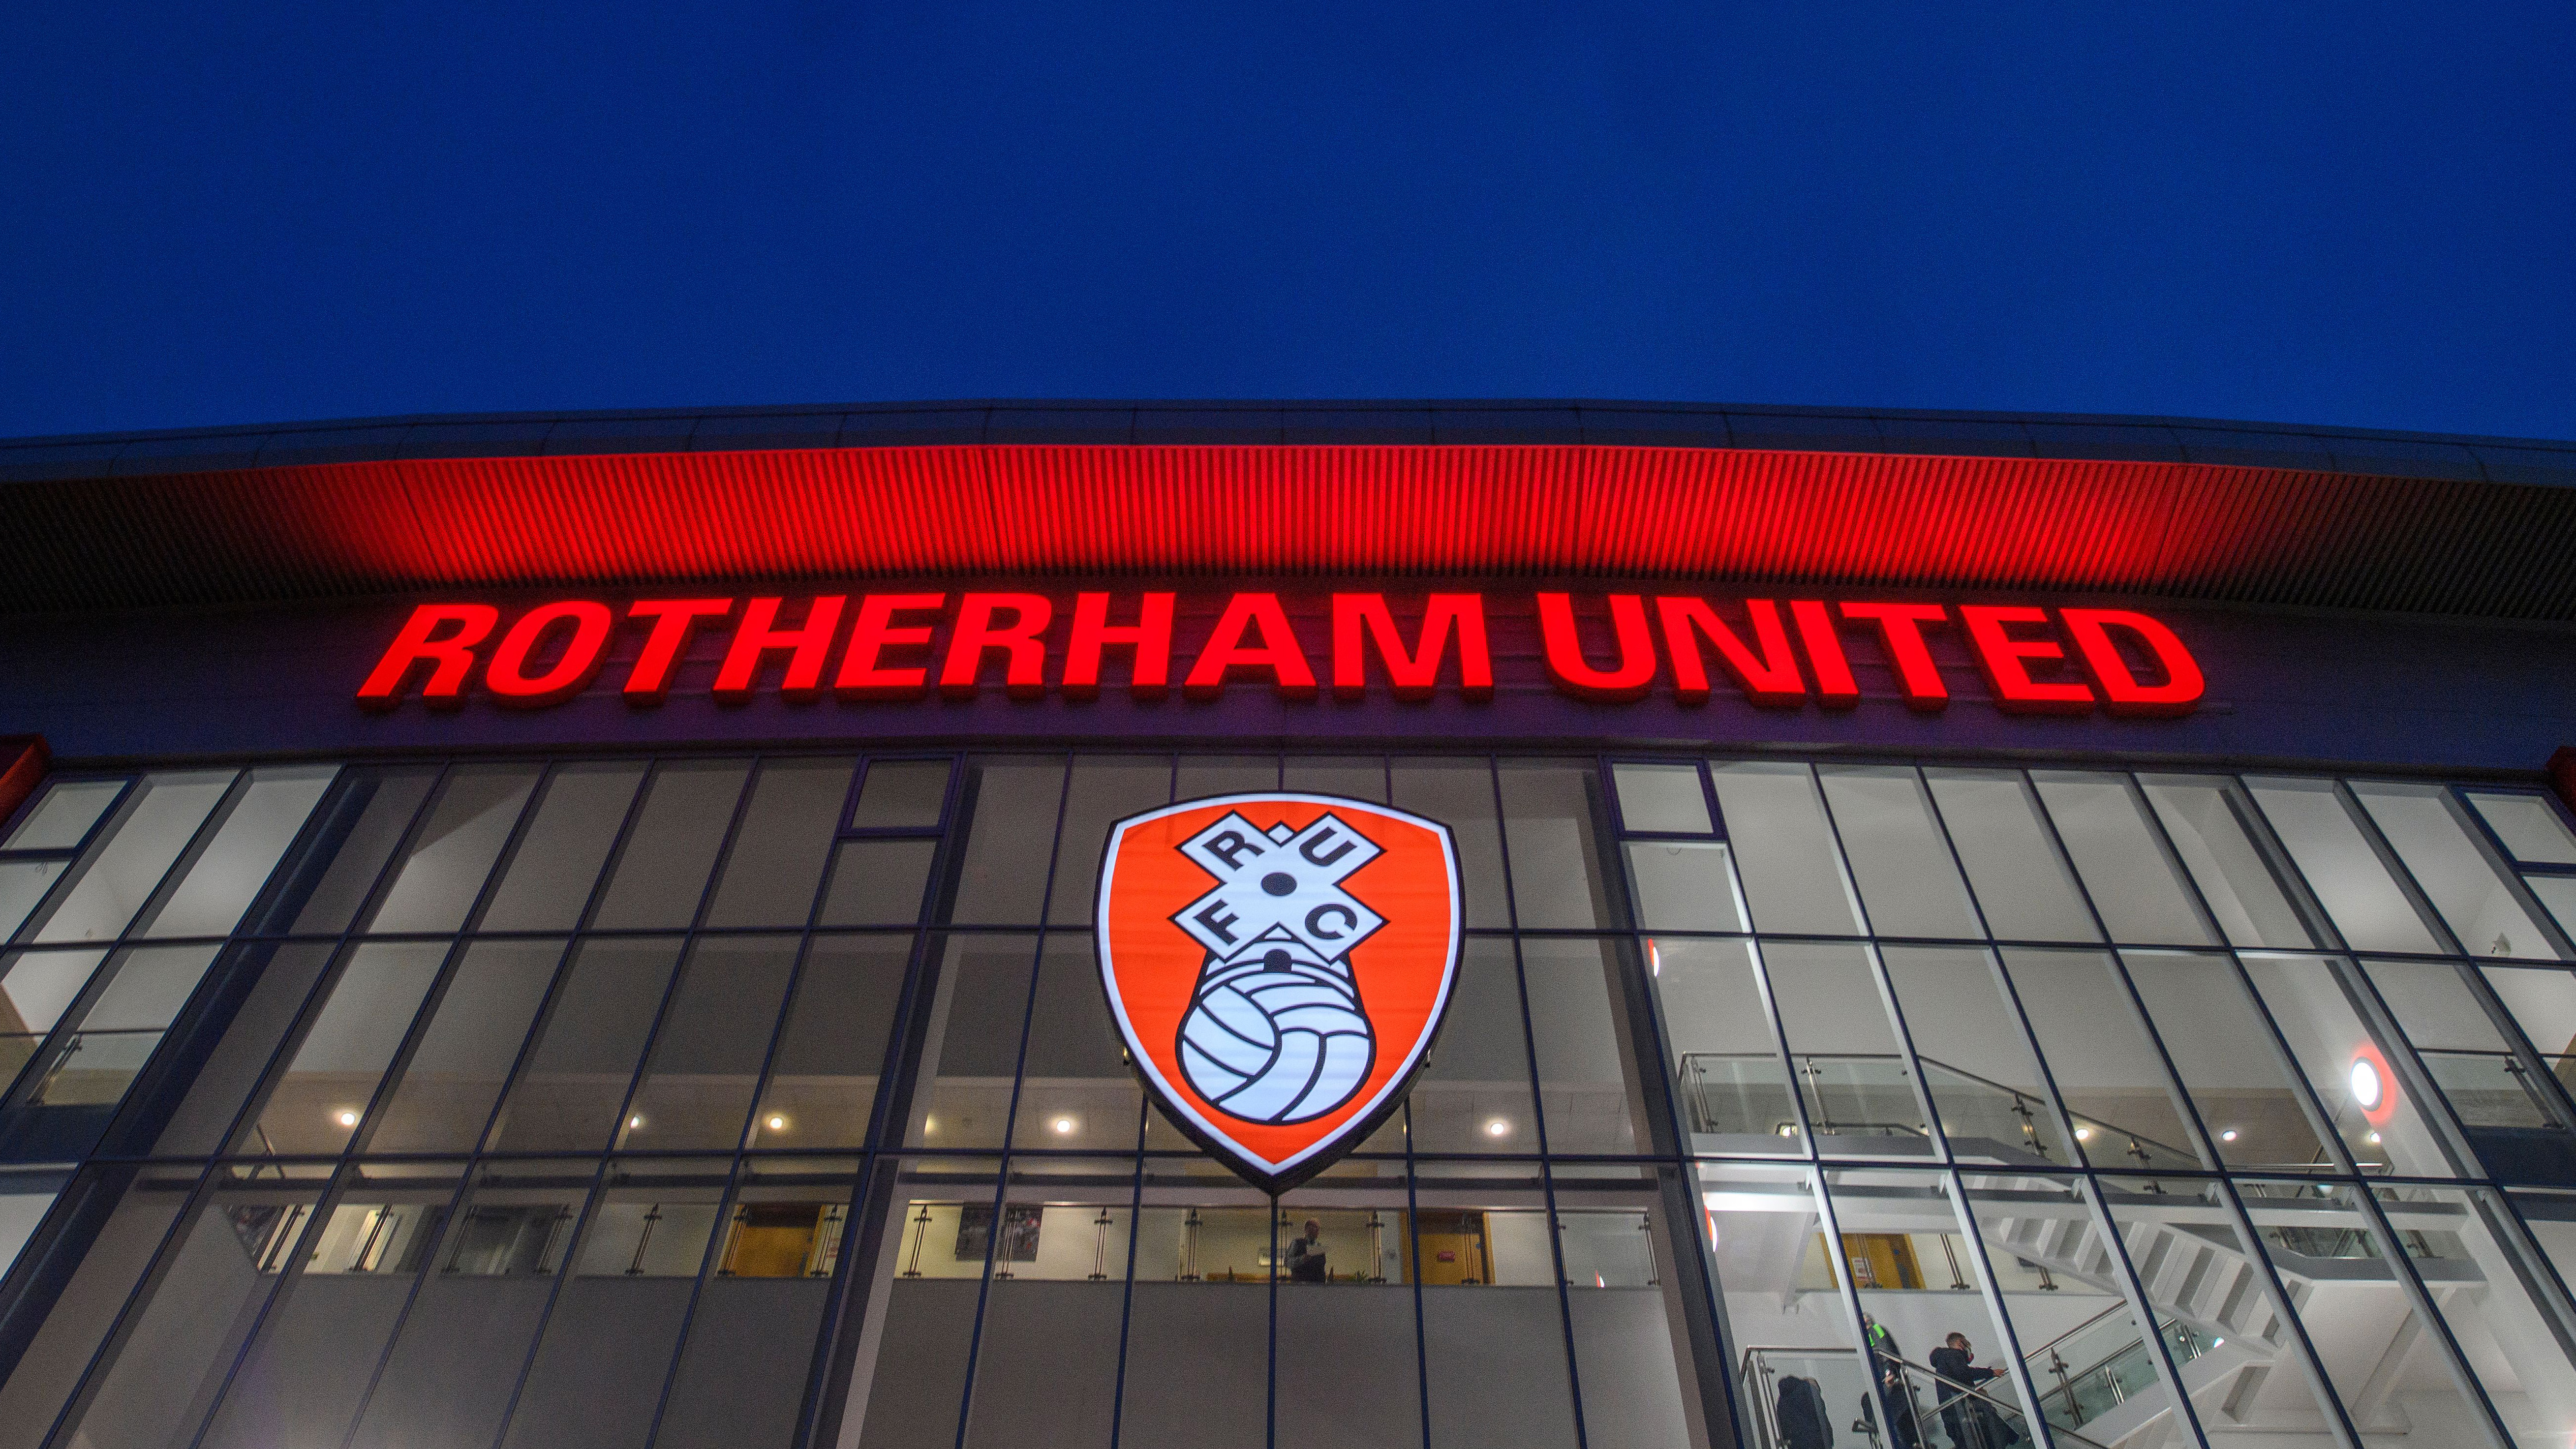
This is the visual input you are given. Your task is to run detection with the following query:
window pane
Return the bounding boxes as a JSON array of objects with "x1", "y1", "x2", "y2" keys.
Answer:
[
  {"x1": 2361, "y1": 960, "x2": 2561, "y2": 1133},
  {"x1": 241, "y1": 942, "x2": 447, "y2": 1157},
  {"x1": 1046, "y1": 755, "x2": 1171, "y2": 924},
  {"x1": 33, "y1": 771, "x2": 234, "y2": 943},
  {"x1": 2382, "y1": 1183, "x2": 2576, "y2": 1448},
  {"x1": 1624, "y1": 841, "x2": 1747, "y2": 932},
  {"x1": 618, "y1": 936, "x2": 799, "y2": 1151},
  {"x1": 485, "y1": 938, "x2": 685, "y2": 1153},
  {"x1": 947, "y1": 759, "x2": 1067, "y2": 925},
  {"x1": 1274, "y1": 1191, "x2": 1421, "y2": 1449},
  {"x1": 2094, "y1": 1175, "x2": 2349, "y2": 1437},
  {"x1": 345, "y1": 1163, "x2": 588, "y2": 1449},
  {"x1": 1498, "y1": 763, "x2": 1613, "y2": 929},
  {"x1": 1878, "y1": 944, "x2": 2073, "y2": 1166},
  {"x1": 287, "y1": 768, "x2": 440, "y2": 935},
  {"x1": 1924, "y1": 769, "x2": 2100, "y2": 942},
  {"x1": 905, "y1": 936, "x2": 1036, "y2": 1150},
  {"x1": 589, "y1": 761, "x2": 752, "y2": 931},
  {"x1": 1009, "y1": 937, "x2": 1139, "y2": 1153},
  {"x1": 1, "y1": 779, "x2": 123, "y2": 850},
  {"x1": 818, "y1": 840, "x2": 939, "y2": 926},
  {"x1": 504, "y1": 1165, "x2": 728, "y2": 1449},
  {"x1": 2140, "y1": 775, "x2": 2315, "y2": 948},
  {"x1": 1520, "y1": 937, "x2": 1643, "y2": 1154},
  {"x1": 2236, "y1": 953, "x2": 2463, "y2": 1177},
  {"x1": 0, "y1": 860, "x2": 66, "y2": 943},
  {"x1": 1410, "y1": 938, "x2": 1541, "y2": 1156},
  {"x1": 1996, "y1": 948, "x2": 2208, "y2": 1171},
  {"x1": 1760, "y1": 942, "x2": 1932, "y2": 1159},
  {"x1": 363, "y1": 765, "x2": 540, "y2": 935},
  {"x1": 2365, "y1": 958, "x2": 2523, "y2": 1052},
  {"x1": 962, "y1": 1168, "x2": 1135, "y2": 1449},
  {"x1": 74, "y1": 943, "x2": 216, "y2": 1030},
  {"x1": 1614, "y1": 763, "x2": 1711, "y2": 835},
  {"x1": 752, "y1": 935, "x2": 910, "y2": 1149},
  {"x1": 2247, "y1": 778, "x2": 2445, "y2": 954},
  {"x1": 850, "y1": 759, "x2": 952, "y2": 830},
  {"x1": 1416, "y1": 1172, "x2": 1583, "y2": 1449},
  {"x1": 2355, "y1": 781, "x2": 2567, "y2": 960},
  {"x1": 198, "y1": 1165, "x2": 464, "y2": 1449},
  {"x1": 2121, "y1": 951, "x2": 2342, "y2": 1173},
  {"x1": 1694, "y1": 1163, "x2": 1877, "y2": 1449},
  {"x1": 2032, "y1": 771, "x2": 2216, "y2": 946},
  {"x1": 704, "y1": 757, "x2": 854, "y2": 928},
  {"x1": 1392, "y1": 760, "x2": 1508, "y2": 930},
  {"x1": 1707, "y1": 763, "x2": 1862, "y2": 936},
  {"x1": 0, "y1": 947, "x2": 106, "y2": 1035},
  {"x1": 368, "y1": 938, "x2": 567, "y2": 1153},
  {"x1": 150, "y1": 943, "x2": 337, "y2": 1155},
  {"x1": 1817, "y1": 766, "x2": 1981, "y2": 939},
  {"x1": 2238, "y1": 1180, "x2": 2503, "y2": 1445},
  {"x1": 476, "y1": 762, "x2": 644, "y2": 932},
  {"x1": 2531, "y1": 875, "x2": 2576, "y2": 938},
  {"x1": 657, "y1": 1164, "x2": 852, "y2": 1449},
  {"x1": 2468, "y1": 791, "x2": 2576, "y2": 865},
  {"x1": 0, "y1": 1165, "x2": 197, "y2": 1449},
  {"x1": 1653, "y1": 938, "x2": 1798, "y2": 1154},
  {"x1": 49, "y1": 1174, "x2": 321, "y2": 1449},
  {"x1": 138, "y1": 765, "x2": 336, "y2": 938},
  {"x1": 844, "y1": 1159, "x2": 994, "y2": 1449}
]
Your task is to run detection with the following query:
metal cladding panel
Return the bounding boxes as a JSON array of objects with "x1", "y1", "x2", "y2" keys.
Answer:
[{"x1": 4, "y1": 444, "x2": 2576, "y2": 618}]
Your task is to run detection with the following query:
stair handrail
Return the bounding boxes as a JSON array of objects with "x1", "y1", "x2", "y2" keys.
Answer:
[{"x1": 1874, "y1": 1350, "x2": 2119, "y2": 1449}]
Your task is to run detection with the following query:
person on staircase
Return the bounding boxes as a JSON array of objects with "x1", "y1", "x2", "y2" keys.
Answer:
[{"x1": 1927, "y1": 1333, "x2": 2019, "y2": 1449}]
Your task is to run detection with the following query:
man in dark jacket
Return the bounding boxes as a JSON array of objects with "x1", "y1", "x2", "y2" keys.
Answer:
[
  {"x1": 1927, "y1": 1334, "x2": 2019, "y2": 1448},
  {"x1": 1775, "y1": 1373, "x2": 1833, "y2": 1449},
  {"x1": 1283, "y1": 1218, "x2": 1328, "y2": 1282}
]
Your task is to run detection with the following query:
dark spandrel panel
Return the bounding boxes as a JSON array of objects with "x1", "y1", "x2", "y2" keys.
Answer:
[
  {"x1": 391, "y1": 419, "x2": 556, "y2": 458},
  {"x1": 653, "y1": 1275, "x2": 834, "y2": 1449},
  {"x1": 542, "y1": 418, "x2": 699, "y2": 455},
  {"x1": 1431, "y1": 407, "x2": 1584, "y2": 445},
  {"x1": 1579, "y1": 409, "x2": 1732, "y2": 449},
  {"x1": 1873, "y1": 417, "x2": 2036, "y2": 457},
  {"x1": 0, "y1": 1165, "x2": 197, "y2": 1443},
  {"x1": 1720, "y1": 411, "x2": 1885, "y2": 453},
  {"x1": 687, "y1": 412, "x2": 845, "y2": 453},
  {"x1": 1132, "y1": 408, "x2": 1286, "y2": 445},
  {"x1": 249, "y1": 425, "x2": 416, "y2": 468},
  {"x1": 0, "y1": 439, "x2": 125, "y2": 482},
  {"x1": 2470, "y1": 444, "x2": 2576, "y2": 488},
  {"x1": 2024, "y1": 421, "x2": 2189, "y2": 462},
  {"x1": 108, "y1": 434, "x2": 266, "y2": 477},
  {"x1": 836, "y1": 409, "x2": 989, "y2": 446},
  {"x1": 2321, "y1": 435, "x2": 2488, "y2": 482},
  {"x1": 981, "y1": 407, "x2": 1135, "y2": 445},
  {"x1": 1279, "y1": 406, "x2": 1435, "y2": 444},
  {"x1": 2169, "y1": 426, "x2": 2340, "y2": 471}
]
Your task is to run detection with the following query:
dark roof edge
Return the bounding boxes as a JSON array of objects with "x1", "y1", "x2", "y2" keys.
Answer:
[{"x1": 5, "y1": 399, "x2": 2574, "y2": 489}]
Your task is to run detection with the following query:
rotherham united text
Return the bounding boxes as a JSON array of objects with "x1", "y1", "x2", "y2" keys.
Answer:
[{"x1": 356, "y1": 591, "x2": 2204, "y2": 716}]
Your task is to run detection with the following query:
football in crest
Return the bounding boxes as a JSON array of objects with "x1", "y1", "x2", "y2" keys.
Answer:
[{"x1": 1095, "y1": 792, "x2": 1463, "y2": 1193}]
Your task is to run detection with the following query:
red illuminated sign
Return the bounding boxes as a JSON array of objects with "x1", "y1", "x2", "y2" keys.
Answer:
[{"x1": 356, "y1": 590, "x2": 2206, "y2": 717}]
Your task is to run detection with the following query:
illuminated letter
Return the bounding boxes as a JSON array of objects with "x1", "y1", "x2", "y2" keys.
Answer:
[
  {"x1": 1536, "y1": 594, "x2": 1655, "y2": 702},
  {"x1": 714, "y1": 596, "x2": 847, "y2": 703},
  {"x1": 1789, "y1": 600, "x2": 1861, "y2": 707},
  {"x1": 1958, "y1": 605, "x2": 2093, "y2": 715},
  {"x1": 485, "y1": 601, "x2": 613, "y2": 708},
  {"x1": 1839, "y1": 602, "x2": 1950, "y2": 711},
  {"x1": 1062, "y1": 593, "x2": 1174, "y2": 700},
  {"x1": 836, "y1": 594, "x2": 948, "y2": 700},
  {"x1": 940, "y1": 594, "x2": 1054, "y2": 700},
  {"x1": 623, "y1": 599, "x2": 734, "y2": 705},
  {"x1": 1185, "y1": 593, "x2": 1317, "y2": 700},
  {"x1": 357, "y1": 604, "x2": 499, "y2": 710},
  {"x1": 2060, "y1": 608, "x2": 2206, "y2": 717},
  {"x1": 1331, "y1": 594, "x2": 1493, "y2": 701},
  {"x1": 1655, "y1": 598, "x2": 1804, "y2": 706}
]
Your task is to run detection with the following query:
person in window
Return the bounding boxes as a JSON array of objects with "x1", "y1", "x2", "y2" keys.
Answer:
[
  {"x1": 1927, "y1": 1333, "x2": 2018, "y2": 1449},
  {"x1": 1775, "y1": 1373, "x2": 1833, "y2": 1449},
  {"x1": 1284, "y1": 1218, "x2": 1328, "y2": 1282},
  {"x1": 1861, "y1": 1314, "x2": 1921, "y2": 1449}
]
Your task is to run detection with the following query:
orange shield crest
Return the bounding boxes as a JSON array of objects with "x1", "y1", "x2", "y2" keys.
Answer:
[{"x1": 1096, "y1": 792, "x2": 1463, "y2": 1192}]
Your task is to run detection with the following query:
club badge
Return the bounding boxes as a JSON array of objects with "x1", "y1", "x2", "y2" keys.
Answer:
[{"x1": 1095, "y1": 793, "x2": 1463, "y2": 1193}]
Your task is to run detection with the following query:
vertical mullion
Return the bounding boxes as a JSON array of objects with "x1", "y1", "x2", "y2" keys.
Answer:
[
  {"x1": 1929, "y1": 1167, "x2": 2061, "y2": 1449},
  {"x1": 478, "y1": 1158, "x2": 618, "y2": 1449},
  {"x1": 1104, "y1": 1098, "x2": 1148, "y2": 1449},
  {"x1": 2067, "y1": 1174, "x2": 2214, "y2": 1448},
  {"x1": 949, "y1": 756, "x2": 1078, "y2": 1449},
  {"x1": 1486, "y1": 757, "x2": 1590, "y2": 1449},
  {"x1": 637, "y1": 1156, "x2": 755, "y2": 1449},
  {"x1": 21, "y1": 1159, "x2": 215, "y2": 1449}
]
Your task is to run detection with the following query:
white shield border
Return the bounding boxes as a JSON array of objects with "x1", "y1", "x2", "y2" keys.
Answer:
[{"x1": 1095, "y1": 791, "x2": 1463, "y2": 1192}]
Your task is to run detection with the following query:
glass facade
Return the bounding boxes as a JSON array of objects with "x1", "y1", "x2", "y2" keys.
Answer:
[{"x1": 0, "y1": 752, "x2": 2574, "y2": 1448}]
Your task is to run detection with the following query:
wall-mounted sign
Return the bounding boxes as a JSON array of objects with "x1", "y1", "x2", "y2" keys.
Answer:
[
  {"x1": 1095, "y1": 793, "x2": 1463, "y2": 1193},
  {"x1": 354, "y1": 589, "x2": 2205, "y2": 717}
]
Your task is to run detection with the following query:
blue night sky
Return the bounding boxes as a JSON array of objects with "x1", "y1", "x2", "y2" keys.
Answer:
[{"x1": 4, "y1": 4, "x2": 2571, "y2": 440}]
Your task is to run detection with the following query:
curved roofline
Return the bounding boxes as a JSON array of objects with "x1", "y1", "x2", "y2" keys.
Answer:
[{"x1": 5, "y1": 398, "x2": 2573, "y2": 488}]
